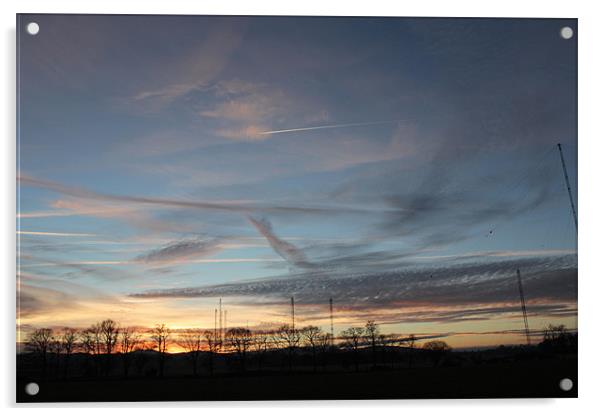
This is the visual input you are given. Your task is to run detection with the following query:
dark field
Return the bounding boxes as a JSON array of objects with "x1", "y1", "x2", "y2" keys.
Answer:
[{"x1": 17, "y1": 351, "x2": 577, "y2": 402}]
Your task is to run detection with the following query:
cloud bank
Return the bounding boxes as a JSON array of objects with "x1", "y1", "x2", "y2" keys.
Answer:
[{"x1": 129, "y1": 254, "x2": 577, "y2": 325}]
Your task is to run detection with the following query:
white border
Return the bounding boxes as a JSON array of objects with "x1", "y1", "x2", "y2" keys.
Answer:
[{"x1": 2, "y1": 0, "x2": 601, "y2": 414}]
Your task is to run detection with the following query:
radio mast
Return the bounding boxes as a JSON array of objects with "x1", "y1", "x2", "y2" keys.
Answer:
[
  {"x1": 329, "y1": 298, "x2": 334, "y2": 343},
  {"x1": 516, "y1": 269, "x2": 531, "y2": 345},
  {"x1": 291, "y1": 296, "x2": 295, "y2": 331},
  {"x1": 557, "y1": 143, "x2": 578, "y2": 233}
]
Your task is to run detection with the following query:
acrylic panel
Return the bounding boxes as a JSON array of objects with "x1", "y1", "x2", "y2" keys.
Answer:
[{"x1": 16, "y1": 14, "x2": 578, "y2": 402}]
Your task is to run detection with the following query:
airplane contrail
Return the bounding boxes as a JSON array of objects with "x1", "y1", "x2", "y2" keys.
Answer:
[
  {"x1": 17, "y1": 230, "x2": 97, "y2": 237},
  {"x1": 18, "y1": 175, "x2": 391, "y2": 216},
  {"x1": 259, "y1": 120, "x2": 400, "y2": 135}
]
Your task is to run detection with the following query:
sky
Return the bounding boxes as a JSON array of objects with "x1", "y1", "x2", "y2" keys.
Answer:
[{"x1": 17, "y1": 15, "x2": 577, "y2": 349}]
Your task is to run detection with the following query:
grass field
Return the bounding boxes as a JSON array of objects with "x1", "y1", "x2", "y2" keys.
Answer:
[{"x1": 17, "y1": 357, "x2": 577, "y2": 402}]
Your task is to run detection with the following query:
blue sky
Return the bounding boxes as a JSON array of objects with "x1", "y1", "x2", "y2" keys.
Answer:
[{"x1": 17, "y1": 15, "x2": 577, "y2": 347}]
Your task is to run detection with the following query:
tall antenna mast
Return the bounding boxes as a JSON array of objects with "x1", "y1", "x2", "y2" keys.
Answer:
[
  {"x1": 291, "y1": 296, "x2": 295, "y2": 331},
  {"x1": 329, "y1": 298, "x2": 334, "y2": 343},
  {"x1": 214, "y1": 308, "x2": 217, "y2": 340},
  {"x1": 219, "y1": 298, "x2": 223, "y2": 343},
  {"x1": 557, "y1": 143, "x2": 578, "y2": 233},
  {"x1": 516, "y1": 269, "x2": 531, "y2": 345}
]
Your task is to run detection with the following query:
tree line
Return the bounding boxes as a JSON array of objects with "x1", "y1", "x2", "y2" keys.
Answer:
[{"x1": 24, "y1": 319, "x2": 455, "y2": 379}]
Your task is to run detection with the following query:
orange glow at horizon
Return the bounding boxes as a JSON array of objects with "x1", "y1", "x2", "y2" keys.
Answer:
[{"x1": 17, "y1": 289, "x2": 577, "y2": 350}]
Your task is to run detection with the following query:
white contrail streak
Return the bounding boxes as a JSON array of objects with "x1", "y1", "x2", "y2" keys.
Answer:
[
  {"x1": 17, "y1": 230, "x2": 97, "y2": 237},
  {"x1": 259, "y1": 120, "x2": 399, "y2": 135}
]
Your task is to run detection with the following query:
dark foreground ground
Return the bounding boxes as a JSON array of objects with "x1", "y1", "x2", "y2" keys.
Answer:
[{"x1": 17, "y1": 358, "x2": 576, "y2": 402}]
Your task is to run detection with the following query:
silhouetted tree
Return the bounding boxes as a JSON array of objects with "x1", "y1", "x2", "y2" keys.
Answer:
[
  {"x1": 316, "y1": 332, "x2": 332, "y2": 370},
  {"x1": 60, "y1": 328, "x2": 78, "y2": 379},
  {"x1": 81, "y1": 323, "x2": 103, "y2": 375},
  {"x1": 252, "y1": 330, "x2": 272, "y2": 371},
  {"x1": 27, "y1": 328, "x2": 53, "y2": 379},
  {"x1": 364, "y1": 321, "x2": 379, "y2": 368},
  {"x1": 99, "y1": 319, "x2": 119, "y2": 375},
  {"x1": 178, "y1": 329, "x2": 203, "y2": 376},
  {"x1": 226, "y1": 327, "x2": 253, "y2": 372},
  {"x1": 100, "y1": 319, "x2": 119, "y2": 354},
  {"x1": 274, "y1": 324, "x2": 300, "y2": 371},
  {"x1": 423, "y1": 340, "x2": 451, "y2": 366},
  {"x1": 540, "y1": 324, "x2": 576, "y2": 353},
  {"x1": 81, "y1": 324, "x2": 102, "y2": 354},
  {"x1": 151, "y1": 324, "x2": 171, "y2": 377},
  {"x1": 341, "y1": 327, "x2": 364, "y2": 372},
  {"x1": 301, "y1": 325, "x2": 322, "y2": 372},
  {"x1": 120, "y1": 327, "x2": 141, "y2": 377},
  {"x1": 49, "y1": 336, "x2": 63, "y2": 379},
  {"x1": 203, "y1": 329, "x2": 220, "y2": 376}
]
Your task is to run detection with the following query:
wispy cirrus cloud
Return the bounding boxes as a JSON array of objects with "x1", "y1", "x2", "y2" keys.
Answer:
[
  {"x1": 128, "y1": 22, "x2": 244, "y2": 111},
  {"x1": 248, "y1": 216, "x2": 313, "y2": 269},
  {"x1": 120, "y1": 126, "x2": 416, "y2": 188},
  {"x1": 18, "y1": 175, "x2": 387, "y2": 216},
  {"x1": 18, "y1": 211, "x2": 83, "y2": 219},
  {"x1": 19, "y1": 197, "x2": 197, "y2": 236},
  {"x1": 214, "y1": 125, "x2": 271, "y2": 141},
  {"x1": 20, "y1": 236, "x2": 280, "y2": 272},
  {"x1": 200, "y1": 88, "x2": 283, "y2": 121},
  {"x1": 18, "y1": 198, "x2": 134, "y2": 220},
  {"x1": 135, "y1": 238, "x2": 222, "y2": 266},
  {"x1": 18, "y1": 254, "x2": 138, "y2": 281},
  {"x1": 198, "y1": 80, "x2": 294, "y2": 141},
  {"x1": 196, "y1": 77, "x2": 377, "y2": 142},
  {"x1": 22, "y1": 258, "x2": 282, "y2": 268}
]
